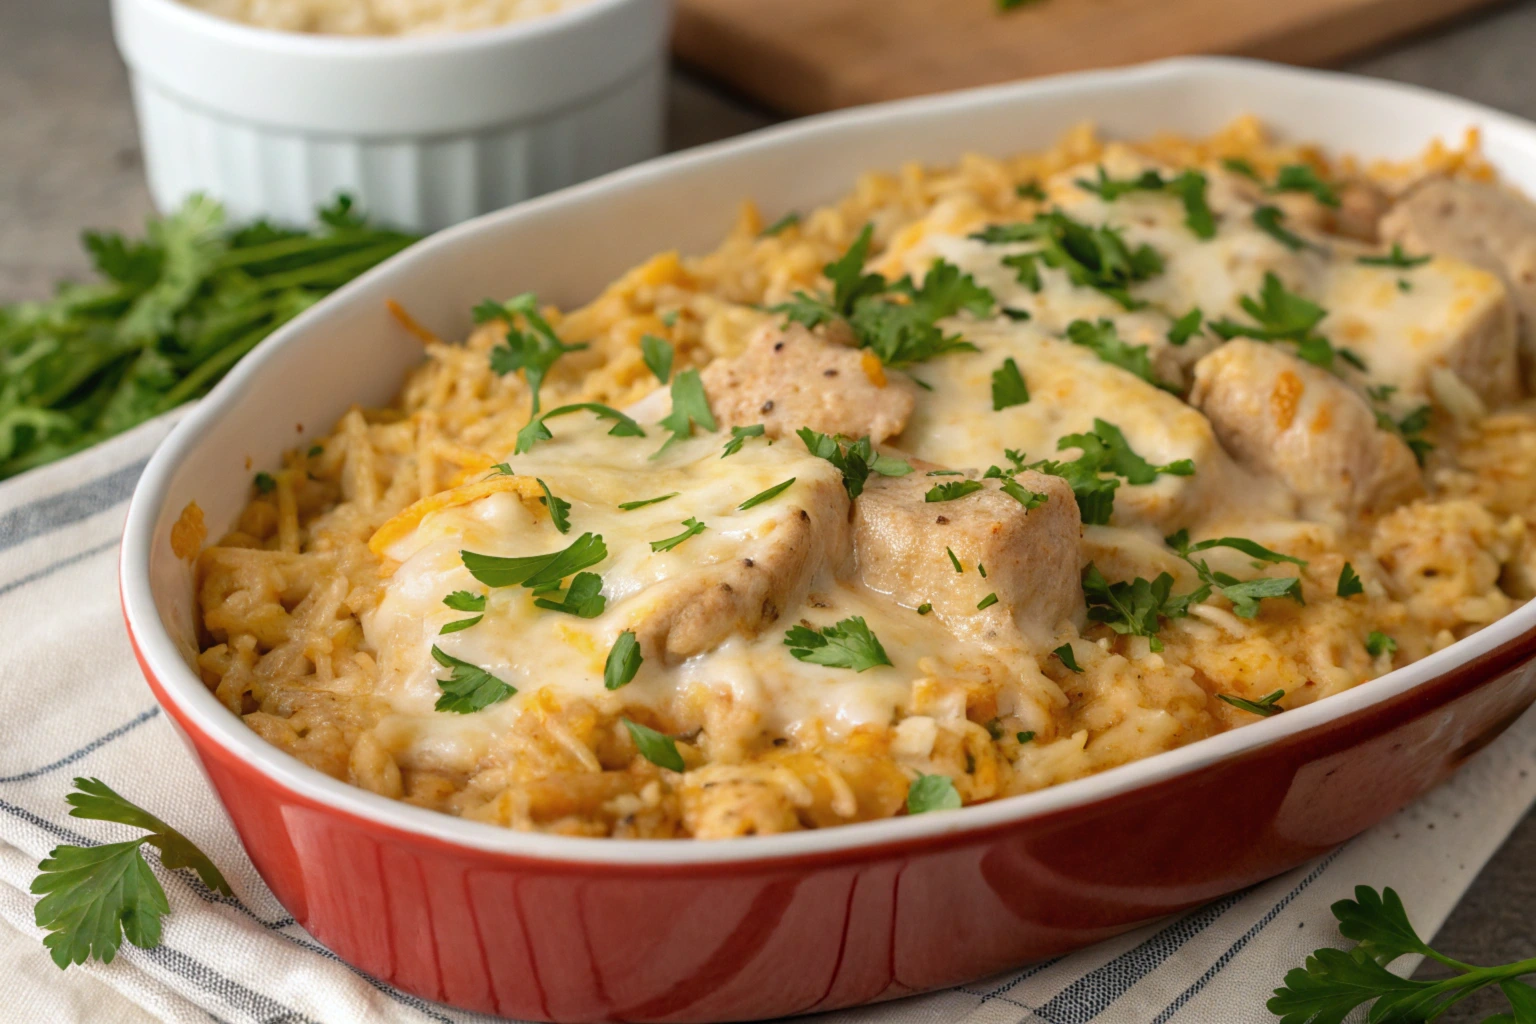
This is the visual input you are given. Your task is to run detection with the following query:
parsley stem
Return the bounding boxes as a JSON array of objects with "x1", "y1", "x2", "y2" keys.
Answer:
[{"x1": 253, "y1": 239, "x2": 413, "y2": 292}]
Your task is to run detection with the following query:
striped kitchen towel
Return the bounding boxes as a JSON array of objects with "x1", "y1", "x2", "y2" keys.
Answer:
[{"x1": 0, "y1": 413, "x2": 1533, "y2": 1024}]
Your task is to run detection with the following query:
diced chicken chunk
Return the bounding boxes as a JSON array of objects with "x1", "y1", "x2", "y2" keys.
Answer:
[
  {"x1": 629, "y1": 471, "x2": 851, "y2": 664},
  {"x1": 700, "y1": 323, "x2": 918, "y2": 443},
  {"x1": 1190, "y1": 340, "x2": 1423, "y2": 519},
  {"x1": 852, "y1": 471, "x2": 1083, "y2": 650},
  {"x1": 1380, "y1": 179, "x2": 1536, "y2": 392}
]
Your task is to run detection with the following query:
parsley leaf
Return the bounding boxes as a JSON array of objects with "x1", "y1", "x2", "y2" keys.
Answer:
[
  {"x1": 640, "y1": 334, "x2": 673, "y2": 384},
  {"x1": 1268, "y1": 164, "x2": 1340, "y2": 206},
  {"x1": 1065, "y1": 318, "x2": 1179, "y2": 392},
  {"x1": 721, "y1": 424, "x2": 765, "y2": 457},
  {"x1": 1165, "y1": 529, "x2": 1307, "y2": 618},
  {"x1": 604, "y1": 631, "x2": 642, "y2": 690},
  {"x1": 655, "y1": 369, "x2": 716, "y2": 451},
  {"x1": 1081, "y1": 564, "x2": 1182, "y2": 652},
  {"x1": 439, "y1": 616, "x2": 483, "y2": 635},
  {"x1": 991, "y1": 357, "x2": 1030, "y2": 409},
  {"x1": 532, "y1": 571, "x2": 606, "y2": 618},
  {"x1": 1167, "y1": 308, "x2": 1203, "y2": 346},
  {"x1": 1054, "y1": 643, "x2": 1083, "y2": 672},
  {"x1": 760, "y1": 211, "x2": 801, "y2": 237},
  {"x1": 1373, "y1": 399, "x2": 1435, "y2": 466},
  {"x1": 462, "y1": 532, "x2": 607, "y2": 589},
  {"x1": 906, "y1": 774, "x2": 962, "y2": 814},
  {"x1": 623, "y1": 718, "x2": 684, "y2": 771},
  {"x1": 1358, "y1": 243, "x2": 1431, "y2": 269},
  {"x1": 1074, "y1": 167, "x2": 1215, "y2": 238},
  {"x1": 444, "y1": 591, "x2": 486, "y2": 612},
  {"x1": 31, "y1": 778, "x2": 231, "y2": 968},
  {"x1": 996, "y1": 474, "x2": 1049, "y2": 509},
  {"x1": 972, "y1": 211, "x2": 1164, "y2": 310},
  {"x1": 1016, "y1": 730, "x2": 1037, "y2": 744},
  {"x1": 917, "y1": 603, "x2": 933, "y2": 614},
  {"x1": 651, "y1": 517, "x2": 707, "y2": 552},
  {"x1": 1218, "y1": 689, "x2": 1285, "y2": 717},
  {"x1": 481, "y1": 293, "x2": 588, "y2": 416},
  {"x1": 1056, "y1": 418, "x2": 1195, "y2": 489},
  {"x1": 926, "y1": 480, "x2": 984, "y2": 502},
  {"x1": 515, "y1": 402, "x2": 645, "y2": 454},
  {"x1": 1222, "y1": 157, "x2": 1261, "y2": 181},
  {"x1": 783, "y1": 616, "x2": 892, "y2": 672},
  {"x1": 1337, "y1": 563, "x2": 1363, "y2": 598},
  {"x1": 619, "y1": 492, "x2": 678, "y2": 511},
  {"x1": 976, "y1": 593, "x2": 999, "y2": 610},
  {"x1": 1015, "y1": 181, "x2": 1047, "y2": 200},
  {"x1": 796, "y1": 428, "x2": 912, "y2": 498},
  {"x1": 430, "y1": 645, "x2": 515, "y2": 713},
  {"x1": 253, "y1": 471, "x2": 276, "y2": 494},
  {"x1": 1253, "y1": 205, "x2": 1308, "y2": 251},
  {"x1": 739, "y1": 478, "x2": 796, "y2": 510},
  {"x1": 1367, "y1": 631, "x2": 1398, "y2": 657},
  {"x1": 1210, "y1": 273, "x2": 1349, "y2": 370},
  {"x1": 536, "y1": 478, "x2": 572, "y2": 534}
]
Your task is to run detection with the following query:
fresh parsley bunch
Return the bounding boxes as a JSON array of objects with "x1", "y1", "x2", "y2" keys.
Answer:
[
  {"x1": 1270, "y1": 886, "x2": 1536, "y2": 1023},
  {"x1": 774, "y1": 225, "x2": 995, "y2": 367},
  {"x1": 0, "y1": 195, "x2": 416, "y2": 480},
  {"x1": 31, "y1": 778, "x2": 230, "y2": 968}
]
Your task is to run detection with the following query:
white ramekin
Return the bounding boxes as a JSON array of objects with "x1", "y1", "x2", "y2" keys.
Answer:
[{"x1": 110, "y1": 0, "x2": 672, "y2": 232}]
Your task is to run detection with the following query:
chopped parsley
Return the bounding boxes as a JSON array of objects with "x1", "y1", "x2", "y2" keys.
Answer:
[
  {"x1": 1268, "y1": 164, "x2": 1340, "y2": 207},
  {"x1": 1082, "y1": 564, "x2": 1183, "y2": 652},
  {"x1": 532, "y1": 571, "x2": 606, "y2": 618},
  {"x1": 536, "y1": 478, "x2": 571, "y2": 534},
  {"x1": 640, "y1": 333, "x2": 673, "y2": 384},
  {"x1": 307, "y1": 444, "x2": 323, "y2": 457},
  {"x1": 721, "y1": 423, "x2": 765, "y2": 457},
  {"x1": 1218, "y1": 688, "x2": 1285, "y2": 717},
  {"x1": 1374, "y1": 400, "x2": 1434, "y2": 466},
  {"x1": 440, "y1": 591, "x2": 486, "y2": 634},
  {"x1": 1165, "y1": 529, "x2": 1307, "y2": 619},
  {"x1": 515, "y1": 402, "x2": 644, "y2": 454},
  {"x1": 797, "y1": 428, "x2": 911, "y2": 498},
  {"x1": 604, "y1": 631, "x2": 642, "y2": 690},
  {"x1": 430, "y1": 645, "x2": 515, "y2": 713},
  {"x1": 772, "y1": 225, "x2": 993, "y2": 367},
  {"x1": 1221, "y1": 157, "x2": 1261, "y2": 181},
  {"x1": 1074, "y1": 166, "x2": 1216, "y2": 239},
  {"x1": 925, "y1": 480, "x2": 984, "y2": 502},
  {"x1": 1358, "y1": 243, "x2": 1432, "y2": 269},
  {"x1": 760, "y1": 211, "x2": 801, "y2": 237},
  {"x1": 1016, "y1": 730, "x2": 1037, "y2": 744},
  {"x1": 461, "y1": 532, "x2": 606, "y2": 589},
  {"x1": 738, "y1": 478, "x2": 796, "y2": 510},
  {"x1": 1337, "y1": 563, "x2": 1364, "y2": 598},
  {"x1": 906, "y1": 774, "x2": 962, "y2": 814},
  {"x1": 659, "y1": 310, "x2": 679, "y2": 327},
  {"x1": 253, "y1": 471, "x2": 276, "y2": 494},
  {"x1": 650, "y1": 517, "x2": 707, "y2": 552},
  {"x1": 623, "y1": 718, "x2": 684, "y2": 771},
  {"x1": 619, "y1": 492, "x2": 679, "y2": 511},
  {"x1": 1053, "y1": 643, "x2": 1083, "y2": 672},
  {"x1": 1065, "y1": 318, "x2": 1178, "y2": 392},
  {"x1": 917, "y1": 603, "x2": 933, "y2": 615},
  {"x1": 972, "y1": 211, "x2": 1164, "y2": 309},
  {"x1": 995, "y1": 474, "x2": 1049, "y2": 510},
  {"x1": 1167, "y1": 308, "x2": 1203, "y2": 347},
  {"x1": 784, "y1": 616, "x2": 892, "y2": 672},
  {"x1": 1015, "y1": 181, "x2": 1047, "y2": 201},
  {"x1": 439, "y1": 615, "x2": 482, "y2": 634},
  {"x1": 655, "y1": 369, "x2": 716, "y2": 452},
  {"x1": 1001, "y1": 306, "x2": 1032, "y2": 321},
  {"x1": 1210, "y1": 272, "x2": 1356, "y2": 371},
  {"x1": 1023, "y1": 419, "x2": 1195, "y2": 525},
  {"x1": 947, "y1": 547, "x2": 963, "y2": 572},
  {"x1": 479, "y1": 293, "x2": 588, "y2": 416},
  {"x1": 978, "y1": 563, "x2": 988, "y2": 578},
  {"x1": 1367, "y1": 631, "x2": 1398, "y2": 657},
  {"x1": 976, "y1": 592, "x2": 999, "y2": 610},
  {"x1": 1252, "y1": 205, "x2": 1308, "y2": 251},
  {"x1": 991, "y1": 356, "x2": 1030, "y2": 409},
  {"x1": 927, "y1": 469, "x2": 965, "y2": 476}
]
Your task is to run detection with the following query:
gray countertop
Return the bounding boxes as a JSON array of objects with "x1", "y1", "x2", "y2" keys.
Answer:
[{"x1": 1, "y1": 1, "x2": 1532, "y2": 1020}]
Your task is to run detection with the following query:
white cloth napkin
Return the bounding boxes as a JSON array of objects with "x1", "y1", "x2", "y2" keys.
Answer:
[{"x1": 0, "y1": 415, "x2": 1532, "y2": 1024}]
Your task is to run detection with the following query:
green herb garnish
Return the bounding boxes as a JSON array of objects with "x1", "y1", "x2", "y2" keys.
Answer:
[
  {"x1": 1066, "y1": 318, "x2": 1179, "y2": 392},
  {"x1": 1074, "y1": 167, "x2": 1216, "y2": 239},
  {"x1": 784, "y1": 616, "x2": 892, "y2": 672},
  {"x1": 604, "y1": 631, "x2": 642, "y2": 690},
  {"x1": 721, "y1": 423, "x2": 765, "y2": 457},
  {"x1": 760, "y1": 212, "x2": 801, "y2": 237},
  {"x1": 1252, "y1": 205, "x2": 1308, "y2": 251},
  {"x1": 1218, "y1": 688, "x2": 1285, "y2": 717},
  {"x1": 1222, "y1": 157, "x2": 1261, "y2": 181},
  {"x1": 461, "y1": 532, "x2": 607, "y2": 589},
  {"x1": 253, "y1": 471, "x2": 275, "y2": 494},
  {"x1": 738, "y1": 478, "x2": 796, "y2": 510},
  {"x1": 440, "y1": 588, "x2": 485, "y2": 634},
  {"x1": 640, "y1": 333, "x2": 673, "y2": 384},
  {"x1": 917, "y1": 603, "x2": 933, "y2": 615},
  {"x1": 906, "y1": 774, "x2": 962, "y2": 813},
  {"x1": 991, "y1": 356, "x2": 1030, "y2": 409},
  {"x1": 796, "y1": 428, "x2": 911, "y2": 498},
  {"x1": 1166, "y1": 529, "x2": 1307, "y2": 619},
  {"x1": 976, "y1": 592, "x2": 999, "y2": 610},
  {"x1": 655, "y1": 368, "x2": 716, "y2": 452},
  {"x1": 515, "y1": 402, "x2": 645, "y2": 454},
  {"x1": 1053, "y1": 644, "x2": 1083, "y2": 672},
  {"x1": 1082, "y1": 564, "x2": 1182, "y2": 652},
  {"x1": 651, "y1": 517, "x2": 707, "y2": 552},
  {"x1": 1016, "y1": 730, "x2": 1037, "y2": 744},
  {"x1": 623, "y1": 719, "x2": 684, "y2": 771},
  {"x1": 1268, "y1": 164, "x2": 1340, "y2": 206},
  {"x1": 619, "y1": 492, "x2": 679, "y2": 511},
  {"x1": 536, "y1": 478, "x2": 572, "y2": 534},
  {"x1": 532, "y1": 571, "x2": 606, "y2": 618},
  {"x1": 1366, "y1": 631, "x2": 1398, "y2": 657},
  {"x1": 947, "y1": 547, "x2": 963, "y2": 572},
  {"x1": 1358, "y1": 243, "x2": 1432, "y2": 269},
  {"x1": 1210, "y1": 272, "x2": 1350, "y2": 370},
  {"x1": 1167, "y1": 308, "x2": 1203, "y2": 347},
  {"x1": 972, "y1": 211, "x2": 1164, "y2": 309},
  {"x1": 1337, "y1": 563, "x2": 1363, "y2": 598},
  {"x1": 926, "y1": 480, "x2": 984, "y2": 502},
  {"x1": 1025, "y1": 419, "x2": 1194, "y2": 525},
  {"x1": 430, "y1": 645, "x2": 515, "y2": 713},
  {"x1": 31, "y1": 778, "x2": 231, "y2": 968},
  {"x1": 480, "y1": 293, "x2": 588, "y2": 416}
]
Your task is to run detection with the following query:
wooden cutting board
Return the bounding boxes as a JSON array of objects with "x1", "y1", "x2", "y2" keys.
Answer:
[{"x1": 672, "y1": 0, "x2": 1506, "y2": 116}]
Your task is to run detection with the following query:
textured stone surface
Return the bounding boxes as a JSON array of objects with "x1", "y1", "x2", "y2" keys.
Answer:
[{"x1": 1, "y1": 1, "x2": 1531, "y2": 1017}]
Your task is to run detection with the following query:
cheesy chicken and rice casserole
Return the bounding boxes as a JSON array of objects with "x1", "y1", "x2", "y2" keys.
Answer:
[{"x1": 192, "y1": 118, "x2": 1536, "y2": 839}]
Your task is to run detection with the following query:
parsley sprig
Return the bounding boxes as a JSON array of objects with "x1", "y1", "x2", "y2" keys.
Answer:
[
  {"x1": 1074, "y1": 166, "x2": 1216, "y2": 239},
  {"x1": 477, "y1": 293, "x2": 588, "y2": 416},
  {"x1": 797, "y1": 428, "x2": 912, "y2": 498},
  {"x1": 1269, "y1": 886, "x2": 1536, "y2": 1023},
  {"x1": 772, "y1": 225, "x2": 993, "y2": 367},
  {"x1": 1211, "y1": 273, "x2": 1363, "y2": 371},
  {"x1": 784, "y1": 616, "x2": 892, "y2": 672},
  {"x1": 31, "y1": 778, "x2": 232, "y2": 968},
  {"x1": 1008, "y1": 419, "x2": 1194, "y2": 525},
  {"x1": 1166, "y1": 529, "x2": 1307, "y2": 619},
  {"x1": 972, "y1": 211, "x2": 1164, "y2": 310},
  {"x1": 431, "y1": 645, "x2": 516, "y2": 713},
  {"x1": 651, "y1": 517, "x2": 706, "y2": 552},
  {"x1": 1065, "y1": 318, "x2": 1179, "y2": 392},
  {"x1": 1268, "y1": 164, "x2": 1340, "y2": 207}
]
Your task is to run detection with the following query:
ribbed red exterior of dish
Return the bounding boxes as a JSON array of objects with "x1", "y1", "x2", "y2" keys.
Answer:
[{"x1": 128, "y1": 620, "x2": 1536, "y2": 1022}]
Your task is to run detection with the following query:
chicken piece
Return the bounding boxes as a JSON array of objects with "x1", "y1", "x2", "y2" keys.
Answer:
[
  {"x1": 852, "y1": 471, "x2": 1083, "y2": 651},
  {"x1": 1381, "y1": 179, "x2": 1536, "y2": 391},
  {"x1": 701, "y1": 322, "x2": 918, "y2": 443},
  {"x1": 629, "y1": 471, "x2": 851, "y2": 664},
  {"x1": 1190, "y1": 340, "x2": 1423, "y2": 519}
]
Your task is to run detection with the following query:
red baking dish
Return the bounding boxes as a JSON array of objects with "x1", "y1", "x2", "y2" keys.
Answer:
[{"x1": 120, "y1": 56, "x2": 1536, "y2": 1022}]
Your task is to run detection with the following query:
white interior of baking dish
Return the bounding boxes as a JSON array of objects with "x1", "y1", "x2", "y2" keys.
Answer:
[{"x1": 121, "y1": 56, "x2": 1536, "y2": 865}]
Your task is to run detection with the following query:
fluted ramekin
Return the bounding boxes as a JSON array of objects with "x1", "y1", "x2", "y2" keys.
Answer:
[{"x1": 110, "y1": 0, "x2": 671, "y2": 232}]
